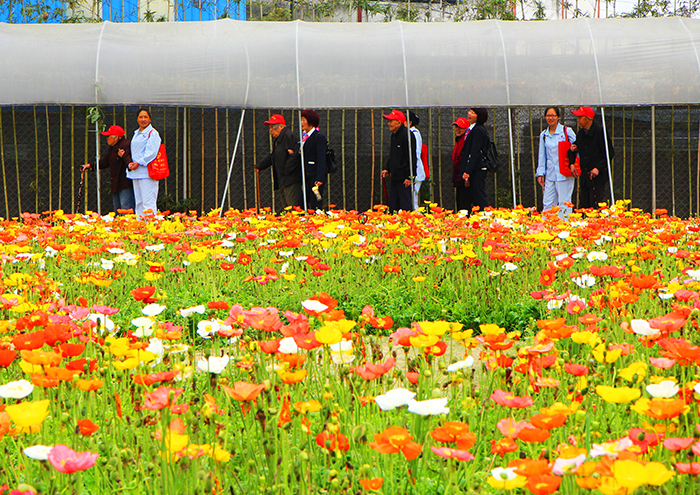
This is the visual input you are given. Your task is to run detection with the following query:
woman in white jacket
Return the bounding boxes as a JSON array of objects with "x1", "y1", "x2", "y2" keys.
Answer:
[
  {"x1": 409, "y1": 112, "x2": 426, "y2": 211},
  {"x1": 535, "y1": 107, "x2": 577, "y2": 219},
  {"x1": 127, "y1": 109, "x2": 161, "y2": 218}
]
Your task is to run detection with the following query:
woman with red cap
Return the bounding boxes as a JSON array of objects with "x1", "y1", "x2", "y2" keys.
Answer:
[{"x1": 81, "y1": 124, "x2": 134, "y2": 214}]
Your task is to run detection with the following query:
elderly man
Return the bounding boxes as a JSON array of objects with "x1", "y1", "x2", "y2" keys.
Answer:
[
  {"x1": 381, "y1": 109, "x2": 417, "y2": 213},
  {"x1": 255, "y1": 114, "x2": 301, "y2": 211},
  {"x1": 570, "y1": 106, "x2": 615, "y2": 209},
  {"x1": 80, "y1": 125, "x2": 134, "y2": 214}
]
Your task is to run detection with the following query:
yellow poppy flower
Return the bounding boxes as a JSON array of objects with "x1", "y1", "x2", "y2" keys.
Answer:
[
  {"x1": 595, "y1": 385, "x2": 640, "y2": 404},
  {"x1": 618, "y1": 361, "x2": 647, "y2": 383},
  {"x1": 6, "y1": 399, "x2": 50, "y2": 428}
]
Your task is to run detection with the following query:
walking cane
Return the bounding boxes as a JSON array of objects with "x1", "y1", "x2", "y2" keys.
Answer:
[
  {"x1": 381, "y1": 176, "x2": 389, "y2": 205},
  {"x1": 255, "y1": 168, "x2": 261, "y2": 214},
  {"x1": 76, "y1": 169, "x2": 85, "y2": 214}
]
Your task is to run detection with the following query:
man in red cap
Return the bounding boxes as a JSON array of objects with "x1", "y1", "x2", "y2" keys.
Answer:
[
  {"x1": 80, "y1": 125, "x2": 134, "y2": 214},
  {"x1": 451, "y1": 117, "x2": 471, "y2": 211},
  {"x1": 570, "y1": 106, "x2": 615, "y2": 209},
  {"x1": 255, "y1": 114, "x2": 302, "y2": 211},
  {"x1": 381, "y1": 109, "x2": 416, "y2": 212}
]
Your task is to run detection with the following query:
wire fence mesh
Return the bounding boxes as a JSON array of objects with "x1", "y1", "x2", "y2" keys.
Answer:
[{"x1": 0, "y1": 104, "x2": 697, "y2": 219}]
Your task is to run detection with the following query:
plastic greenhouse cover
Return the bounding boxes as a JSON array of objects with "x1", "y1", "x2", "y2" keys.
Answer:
[{"x1": 1, "y1": 17, "x2": 700, "y2": 108}]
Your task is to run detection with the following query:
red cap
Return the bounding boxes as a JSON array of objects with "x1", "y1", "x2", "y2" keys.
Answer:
[
  {"x1": 452, "y1": 117, "x2": 469, "y2": 129},
  {"x1": 264, "y1": 114, "x2": 286, "y2": 126},
  {"x1": 382, "y1": 110, "x2": 406, "y2": 124},
  {"x1": 101, "y1": 125, "x2": 125, "y2": 137},
  {"x1": 572, "y1": 106, "x2": 595, "y2": 119}
]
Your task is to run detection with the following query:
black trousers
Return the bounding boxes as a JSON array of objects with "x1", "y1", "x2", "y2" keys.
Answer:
[
  {"x1": 579, "y1": 179, "x2": 609, "y2": 209},
  {"x1": 388, "y1": 180, "x2": 412, "y2": 213}
]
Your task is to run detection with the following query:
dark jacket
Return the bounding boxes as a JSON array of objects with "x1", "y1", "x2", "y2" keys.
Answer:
[
  {"x1": 574, "y1": 121, "x2": 615, "y2": 188},
  {"x1": 91, "y1": 137, "x2": 132, "y2": 194},
  {"x1": 257, "y1": 127, "x2": 301, "y2": 190},
  {"x1": 383, "y1": 124, "x2": 417, "y2": 183},
  {"x1": 301, "y1": 129, "x2": 327, "y2": 183},
  {"x1": 459, "y1": 124, "x2": 489, "y2": 177},
  {"x1": 452, "y1": 134, "x2": 467, "y2": 187}
]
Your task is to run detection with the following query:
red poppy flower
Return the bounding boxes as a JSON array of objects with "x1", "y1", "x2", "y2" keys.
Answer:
[
  {"x1": 66, "y1": 358, "x2": 97, "y2": 373},
  {"x1": 12, "y1": 331, "x2": 46, "y2": 350},
  {"x1": 539, "y1": 268, "x2": 556, "y2": 287},
  {"x1": 316, "y1": 432, "x2": 350, "y2": 452},
  {"x1": 650, "y1": 311, "x2": 688, "y2": 335},
  {"x1": 131, "y1": 286, "x2": 156, "y2": 302},
  {"x1": 208, "y1": 300, "x2": 229, "y2": 310},
  {"x1": 530, "y1": 413, "x2": 567, "y2": 430},
  {"x1": 220, "y1": 262, "x2": 236, "y2": 270},
  {"x1": 564, "y1": 363, "x2": 589, "y2": 376},
  {"x1": 0, "y1": 349, "x2": 17, "y2": 367},
  {"x1": 58, "y1": 342, "x2": 86, "y2": 358},
  {"x1": 238, "y1": 253, "x2": 252, "y2": 265},
  {"x1": 77, "y1": 419, "x2": 99, "y2": 436},
  {"x1": 259, "y1": 339, "x2": 281, "y2": 354},
  {"x1": 517, "y1": 426, "x2": 550, "y2": 443}
]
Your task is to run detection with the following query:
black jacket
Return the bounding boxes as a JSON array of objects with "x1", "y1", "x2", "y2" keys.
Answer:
[
  {"x1": 257, "y1": 127, "x2": 301, "y2": 190},
  {"x1": 459, "y1": 124, "x2": 489, "y2": 177},
  {"x1": 383, "y1": 124, "x2": 417, "y2": 183},
  {"x1": 301, "y1": 130, "x2": 327, "y2": 183},
  {"x1": 91, "y1": 137, "x2": 132, "y2": 194},
  {"x1": 574, "y1": 121, "x2": 615, "y2": 188}
]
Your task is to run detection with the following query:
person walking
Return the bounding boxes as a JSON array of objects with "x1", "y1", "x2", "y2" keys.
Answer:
[
  {"x1": 299, "y1": 110, "x2": 327, "y2": 211},
  {"x1": 570, "y1": 106, "x2": 615, "y2": 209},
  {"x1": 255, "y1": 114, "x2": 302, "y2": 211},
  {"x1": 409, "y1": 111, "x2": 425, "y2": 211},
  {"x1": 451, "y1": 117, "x2": 471, "y2": 212},
  {"x1": 535, "y1": 107, "x2": 577, "y2": 218},
  {"x1": 381, "y1": 110, "x2": 416, "y2": 213},
  {"x1": 127, "y1": 109, "x2": 161, "y2": 219},
  {"x1": 459, "y1": 108, "x2": 490, "y2": 212},
  {"x1": 81, "y1": 125, "x2": 134, "y2": 214}
]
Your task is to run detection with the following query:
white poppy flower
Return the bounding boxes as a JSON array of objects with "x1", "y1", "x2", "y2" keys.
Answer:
[
  {"x1": 491, "y1": 467, "x2": 518, "y2": 481},
  {"x1": 278, "y1": 337, "x2": 299, "y2": 354},
  {"x1": 573, "y1": 274, "x2": 596, "y2": 288},
  {"x1": 501, "y1": 263, "x2": 518, "y2": 271},
  {"x1": 586, "y1": 251, "x2": 608, "y2": 262},
  {"x1": 196, "y1": 319, "x2": 221, "y2": 339},
  {"x1": 100, "y1": 259, "x2": 115, "y2": 271},
  {"x1": 0, "y1": 379, "x2": 34, "y2": 399},
  {"x1": 547, "y1": 299, "x2": 563, "y2": 310},
  {"x1": 88, "y1": 313, "x2": 116, "y2": 334},
  {"x1": 196, "y1": 355, "x2": 230, "y2": 374},
  {"x1": 23, "y1": 445, "x2": 53, "y2": 461},
  {"x1": 446, "y1": 356, "x2": 475, "y2": 372},
  {"x1": 142, "y1": 304, "x2": 167, "y2": 317},
  {"x1": 107, "y1": 248, "x2": 125, "y2": 254},
  {"x1": 131, "y1": 316, "x2": 155, "y2": 338},
  {"x1": 301, "y1": 299, "x2": 328, "y2": 313},
  {"x1": 329, "y1": 339, "x2": 354, "y2": 364},
  {"x1": 374, "y1": 388, "x2": 416, "y2": 411},
  {"x1": 146, "y1": 338, "x2": 165, "y2": 360},
  {"x1": 407, "y1": 397, "x2": 449, "y2": 416},
  {"x1": 630, "y1": 319, "x2": 659, "y2": 336},
  {"x1": 278, "y1": 250, "x2": 294, "y2": 257},
  {"x1": 145, "y1": 244, "x2": 165, "y2": 252},
  {"x1": 668, "y1": 247, "x2": 678, "y2": 254},
  {"x1": 180, "y1": 305, "x2": 206, "y2": 317},
  {"x1": 646, "y1": 380, "x2": 679, "y2": 398},
  {"x1": 687, "y1": 269, "x2": 700, "y2": 281},
  {"x1": 557, "y1": 231, "x2": 570, "y2": 239}
]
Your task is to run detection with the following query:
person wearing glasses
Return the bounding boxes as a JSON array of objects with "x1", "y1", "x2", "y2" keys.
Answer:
[{"x1": 535, "y1": 107, "x2": 577, "y2": 218}]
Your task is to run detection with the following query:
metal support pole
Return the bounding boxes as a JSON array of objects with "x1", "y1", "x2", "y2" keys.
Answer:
[
  {"x1": 601, "y1": 107, "x2": 615, "y2": 205},
  {"x1": 95, "y1": 121, "x2": 101, "y2": 215},
  {"x1": 507, "y1": 107, "x2": 517, "y2": 209},
  {"x1": 183, "y1": 109, "x2": 187, "y2": 199},
  {"x1": 651, "y1": 105, "x2": 656, "y2": 212},
  {"x1": 299, "y1": 110, "x2": 308, "y2": 212},
  {"x1": 219, "y1": 109, "x2": 246, "y2": 216}
]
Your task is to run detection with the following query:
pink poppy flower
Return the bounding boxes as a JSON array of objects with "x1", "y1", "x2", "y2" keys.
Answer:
[
  {"x1": 663, "y1": 437, "x2": 695, "y2": 451},
  {"x1": 48, "y1": 445, "x2": 98, "y2": 473},
  {"x1": 431, "y1": 446, "x2": 474, "y2": 461},
  {"x1": 649, "y1": 357, "x2": 676, "y2": 369}
]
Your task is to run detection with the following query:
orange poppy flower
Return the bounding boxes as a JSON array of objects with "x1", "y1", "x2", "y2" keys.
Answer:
[
  {"x1": 21, "y1": 349, "x2": 62, "y2": 367},
  {"x1": 491, "y1": 438, "x2": 518, "y2": 457},
  {"x1": 527, "y1": 474, "x2": 561, "y2": 495},
  {"x1": 518, "y1": 427, "x2": 550, "y2": 443},
  {"x1": 510, "y1": 459, "x2": 551, "y2": 477},
  {"x1": 277, "y1": 353, "x2": 307, "y2": 368},
  {"x1": 575, "y1": 477, "x2": 601, "y2": 490},
  {"x1": 75, "y1": 378, "x2": 104, "y2": 391},
  {"x1": 221, "y1": 381, "x2": 266, "y2": 402},
  {"x1": 46, "y1": 367, "x2": 81, "y2": 381},
  {"x1": 530, "y1": 413, "x2": 567, "y2": 430},
  {"x1": 0, "y1": 349, "x2": 17, "y2": 368},
  {"x1": 369, "y1": 426, "x2": 422, "y2": 461},
  {"x1": 359, "y1": 478, "x2": 383, "y2": 491},
  {"x1": 58, "y1": 342, "x2": 85, "y2": 358},
  {"x1": 280, "y1": 369, "x2": 307, "y2": 384},
  {"x1": 77, "y1": 418, "x2": 99, "y2": 436},
  {"x1": 539, "y1": 268, "x2": 556, "y2": 286},
  {"x1": 31, "y1": 374, "x2": 60, "y2": 388}
]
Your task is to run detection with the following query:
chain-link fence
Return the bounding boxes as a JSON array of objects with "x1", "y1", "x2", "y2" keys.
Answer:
[{"x1": 0, "y1": 105, "x2": 698, "y2": 219}]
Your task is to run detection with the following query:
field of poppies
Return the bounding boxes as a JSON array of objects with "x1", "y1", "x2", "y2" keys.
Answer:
[{"x1": 1, "y1": 201, "x2": 700, "y2": 494}]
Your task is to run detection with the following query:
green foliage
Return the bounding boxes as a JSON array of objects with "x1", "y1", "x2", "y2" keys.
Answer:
[
  {"x1": 157, "y1": 193, "x2": 199, "y2": 214},
  {"x1": 471, "y1": 0, "x2": 517, "y2": 20}
]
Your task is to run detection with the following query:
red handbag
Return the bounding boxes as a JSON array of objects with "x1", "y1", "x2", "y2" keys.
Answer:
[
  {"x1": 148, "y1": 144, "x2": 169, "y2": 180},
  {"x1": 558, "y1": 127, "x2": 580, "y2": 177}
]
